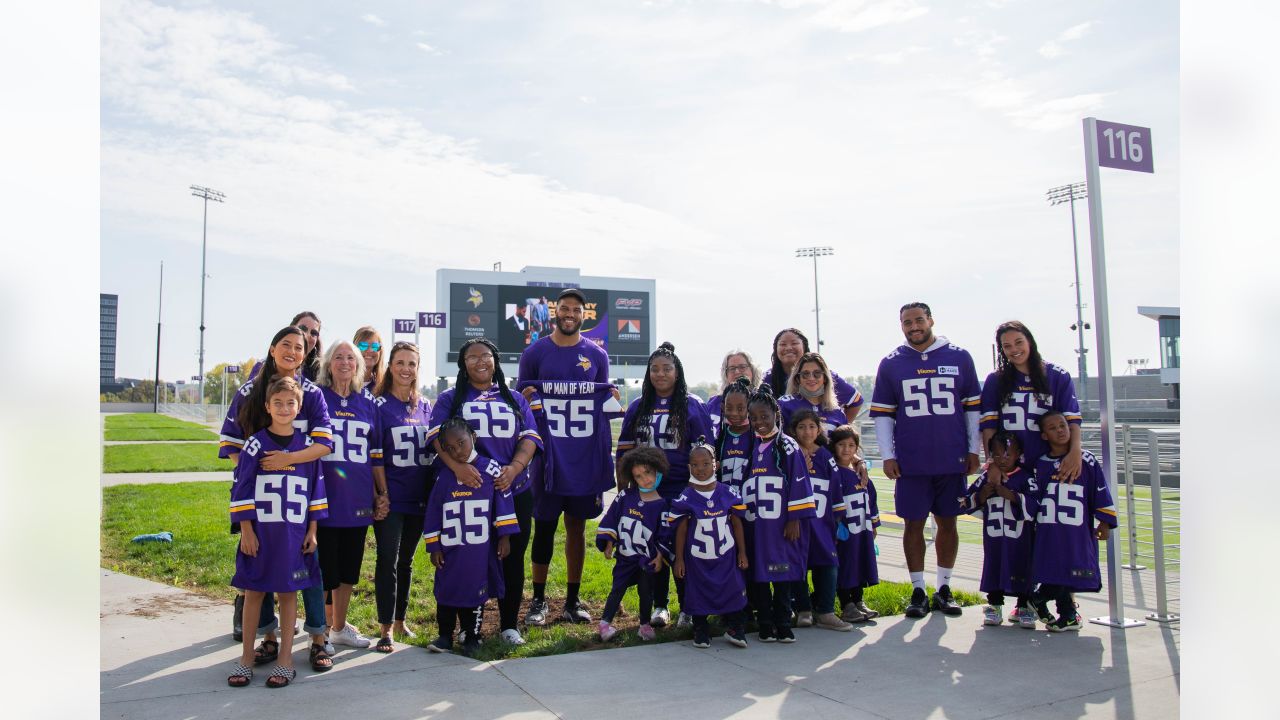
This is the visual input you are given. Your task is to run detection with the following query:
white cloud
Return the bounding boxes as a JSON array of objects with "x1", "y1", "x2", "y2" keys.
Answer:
[
  {"x1": 1038, "y1": 41, "x2": 1063, "y2": 59},
  {"x1": 361, "y1": 13, "x2": 386, "y2": 27},
  {"x1": 870, "y1": 44, "x2": 926, "y2": 64},
  {"x1": 1040, "y1": 20, "x2": 1094, "y2": 58},
  {"x1": 758, "y1": 0, "x2": 929, "y2": 33},
  {"x1": 1060, "y1": 21, "x2": 1093, "y2": 41},
  {"x1": 416, "y1": 42, "x2": 442, "y2": 55},
  {"x1": 1008, "y1": 92, "x2": 1109, "y2": 130}
]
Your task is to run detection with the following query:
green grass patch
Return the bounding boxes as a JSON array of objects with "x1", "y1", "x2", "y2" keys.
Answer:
[
  {"x1": 103, "y1": 443, "x2": 233, "y2": 473},
  {"x1": 105, "y1": 413, "x2": 213, "y2": 431},
  {"x1": 101, "y1": 482, "x2": 978, "y2": 661},
  {"x1": 105, "y1": 427, "x2": 218, "y2": 441}
]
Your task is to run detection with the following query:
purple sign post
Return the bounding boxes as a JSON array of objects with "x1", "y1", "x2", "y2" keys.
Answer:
[
  {"x1": 418, "y1": 311, "x2": 447, "y2": 329},
  {"x1": 1082, "y1": 117, "x2": 1154, "y2": 630}
]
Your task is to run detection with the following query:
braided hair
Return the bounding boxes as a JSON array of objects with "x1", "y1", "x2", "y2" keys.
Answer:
[
  {"x1": 768, "y1": 327, "x2": 810, "y2": 397},
  {"x1": 986, "y1": 428, "x2": 1022, "y2": 457},
  {"x1": 449, "y1": 337, "x2": 523, "y2": 431},
  {"x1": 714, "y1": 377, "x2": 755, "y2": 463},
  {"x1": 748, "y1": 382, "x2": 786, "y2": 474},
  {"x1": 621, "y1": 341, "x2": 690, "y2": 449},
  {"x1": 994, "y1": 321, "x2": 1049, "y2": 407},
  {"x1": 238, "y1": 326, "x2": 308, "y2": 437}
]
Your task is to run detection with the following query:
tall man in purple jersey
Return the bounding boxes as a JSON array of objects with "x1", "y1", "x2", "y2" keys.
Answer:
[
  {"x1": 871, "y1": 302, "x2": 982, "y2": 619},
  {"x1": 518, "y1": 288, "x2": 620, "y2": 625}
]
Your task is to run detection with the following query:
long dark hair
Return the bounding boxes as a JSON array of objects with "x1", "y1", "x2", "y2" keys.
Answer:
[
  {"x1": 714, "y1": 377, "x2": 755, "y2": 462},
  {"x1": 748, "y1": 382, "x2": 786, "y2": 474},
  {"x1": 238, "y1": 326, "x2": 307, "y2": 436},
  {"x1": 786, "y1": 408, "x2": 830, "y2": 448},
  {"x1": 621, "y1": 342, "x2": 690, "y2": 449},
  {"x1": 994, "y1": 320, "x2": 1049, "y2": 406},
  {"x1": 291, "y1": 311, "x2": 322, "y2": 381},
  {"x1": 449, "y1": 337, "x2": 522, "y2": 430},
  {"x1": 768, "y1": 327, "x2": 810, "y2": 397}
]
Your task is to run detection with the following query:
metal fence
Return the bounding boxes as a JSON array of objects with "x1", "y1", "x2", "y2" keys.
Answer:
[{"x1": 159, "y1": 402, "x2": 227, "y2": 425}]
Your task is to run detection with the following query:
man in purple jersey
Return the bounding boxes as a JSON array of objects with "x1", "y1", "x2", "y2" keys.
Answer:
[
  {"x1": 871, "y1": 302, "x2": 981, "y2": 619},
  {"x1": 518, "y1": 287, "x2": 619, "y2": 625}
]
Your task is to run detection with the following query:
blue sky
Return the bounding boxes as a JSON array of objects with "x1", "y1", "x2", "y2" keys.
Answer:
[{"x1": 100, "y1": 0, "x2": 1179, "y2": 385}]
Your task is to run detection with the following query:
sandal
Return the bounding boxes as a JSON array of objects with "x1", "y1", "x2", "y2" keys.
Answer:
[
  {"x1": 253, "y1": 638, "x2": 279, "y2": 666},
  {"x1": 374, "y1": 635, "x2": 394, "y2": 654},
  {"x1": 227, "y1": 662, "x2": 253, "y2": 688},
  {"x1": 265, "y1": 665, "x2": 296, "y2": 689},
  {"x1": 310, "y1": 643, "x2": 333, "y2": 672}
]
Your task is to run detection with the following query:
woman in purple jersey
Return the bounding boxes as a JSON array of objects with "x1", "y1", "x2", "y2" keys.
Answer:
[
  {"x1": 354, "y1": 325, "x2": 384, "y2": 392},
  {"x1": 979, "y1": 321, "x2": 1084, "y2": 484},
  {"x1": 315, "y1": 340, "x2": 389, "y2": 652},
  {"x1": 763, "y1": 328, "x2": 864, "y2": 421},
  {"x1": 428, "y1": 337, "x2": 542, "y2": 647},
  {"x1": 371, "y1": 341, "x2": 434, "y2": 652},
  {"x1": 291, "y1": 311, "x2": 323, "y2": 382},
  {"x1": 780, "y1": 352, "x2": 848, "y2": 435},
  {"x1": 706, "y1": 350, "x2": 761, "y2": 435}
]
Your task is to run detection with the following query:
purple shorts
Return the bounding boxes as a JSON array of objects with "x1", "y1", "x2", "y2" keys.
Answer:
[
  {"x1": 894, "y1": 474, "x2": 968, "y2": 521},
  {"x1": 533, "y1": 488, "x2": 604, "y2": 523}
]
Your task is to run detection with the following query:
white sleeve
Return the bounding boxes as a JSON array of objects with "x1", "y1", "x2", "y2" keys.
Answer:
[
  {"x1": 966, "y1": 410, "x2": 980, "y2": 455},
  {"x1": 874, "y1": 416, "x2": 897, "y2": 461}
]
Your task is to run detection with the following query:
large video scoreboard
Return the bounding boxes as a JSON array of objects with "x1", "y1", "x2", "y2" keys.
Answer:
[{"x1": 434, "y1": 266, "x2": 657, "y2": 380}]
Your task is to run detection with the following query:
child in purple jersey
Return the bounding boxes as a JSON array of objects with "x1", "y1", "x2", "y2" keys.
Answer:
[
  {"x1": 227, "y1": 377, "x2": 327, "y2": 689},
  {"x1": 671, "y1": 440, "x2": 751, "y2": 649},
  {"x1": 714, "y1": 378, "x2": 755, "y2": 492},
  {"x1": 786, "y1": 411, "x2": 854, "y2": 632},
  {"x1": 596, "y1": 447, "x2": 670, "y2": 642},
  {"x1": 742, "y1": 385, "x2": 817, "y2": 644},
  {"x1": 830, "y1": 426, "x2": 881, "y2": 623},
  {"x1": 423, "y1": 419, "x2": 519, "y2": 656},
  {"x1": 707, "y1": 350, "x2": 762, "y2": 437},
  {"x1": 964, "y1": 431, "x2": 1039, "y2": 629},
  {"x1": 1029, "y1": 411, "x2": 1119, "y2": 632}
]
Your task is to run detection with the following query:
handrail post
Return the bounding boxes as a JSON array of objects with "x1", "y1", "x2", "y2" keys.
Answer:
[
  {"x1": 1145, "y1": 428, "x2": 1180, "y2": 623},
  {"x1": 1121, "y1": 424, "x2": 1146, "y2": 570}
]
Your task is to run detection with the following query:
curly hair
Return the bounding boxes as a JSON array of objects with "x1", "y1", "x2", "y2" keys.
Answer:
[{"x1": 617, "y1": 446, "x2": 670, "y2": 492}]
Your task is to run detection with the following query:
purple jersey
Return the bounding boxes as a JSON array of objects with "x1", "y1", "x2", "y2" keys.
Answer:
[
  {"x1": 716, "y1": 427, "x2": 754, "y2": 493},
  {"x1": 963, "y1": 467, "x2": 1038, "y2": 595},
  {"x1": 229, "y1": 429, "x2": 329, "y2": 592},
  {"x1": 778, "y1": 395, "x2": 847, "y2": 436},
  {"x1": 742, "y1": 433, "x2": 817, "y2": 583},
  {"x1": 427, "y1": 384, "x2": 544, "y2": 496},
  {"x1": 762, "y1": 369, "x2": 864, "y2": 415},
  {"x1": 422, "y1": 452, "x2": 519, "y2": 607},
  {"x1": 836, "y1": 466, "x2": 880, "y2": 589},
  {"x1": 870, "y1": 339, "x2": 982, "y2": 475},
  {"x1": 980, "y1": 363, "x2": 1083, "y2": 468},
  {"x1": 1031, "y1": 450, "x2": 1118, "y2": 591},
  {"x1": 668, "y1": 483, "x2": 749, "y2": 615},
  {"x1": 317, "y1": 387, "x2": 384, "y2": 527},
  {"x1": 801, "y1": 446, "x2": 843, "y2": 567},
  {"x1": 595, "y1": 488, "x2": 669, "y2": 577},
  {"x1": 376, "y1": 394, "x2": 435, "y2": 515},
  {"x1": 518, "y1": 335, "x2": 610, "y2": 385},
  {"x1": 616, "y1": 394, "x2": 713, "y2": 499},
  {"x1": 521, "y1": 380, "x2": 618, "y2": 496},
  {"x1": 706, "y1": 394, "x2": 723, "y2": 437},
  {"x1": 218, "y1": 376, "x2": 334, "y2": 459}
]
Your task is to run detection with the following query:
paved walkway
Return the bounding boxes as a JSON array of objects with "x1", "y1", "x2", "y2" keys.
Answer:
[
  {"x1": 102, "y1": 471, "x2": 231, "y2": 487},
  {"x1": 101, "y1": 565, "x2": 1179, "y2": 719}
]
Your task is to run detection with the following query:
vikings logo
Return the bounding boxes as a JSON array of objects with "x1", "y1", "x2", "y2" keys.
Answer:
[
  {"x1": 577, "y1": 354, "x2": 592, "y2": 372},
  {"x1": 467, "y1": 287, "x2": 484, "y2": 307}
]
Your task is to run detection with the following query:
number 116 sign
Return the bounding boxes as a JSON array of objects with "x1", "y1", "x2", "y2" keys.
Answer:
[{"x1": 1095, "y1": 119, "x2": 1153, "y2": 173}]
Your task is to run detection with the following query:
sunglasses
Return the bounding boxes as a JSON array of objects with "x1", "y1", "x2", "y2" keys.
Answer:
[
  {"x1": 798, "y1": 370, "x2": 827, "y2": 380},
  {"x1": 357, "y1": 341, "x2": 382, "y2": 352}
]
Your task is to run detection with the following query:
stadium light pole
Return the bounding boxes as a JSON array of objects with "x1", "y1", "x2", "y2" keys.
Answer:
[
  {"x1": 795, "y1": 246, "x2": 834, "y2": 348},
  {"x1": 190, "y1": 185, "x2": 225, "y2": 409},
  {"x1": 1047, "y1": 182, "x2": 1090, "y2": 410},
  {"x1": 154, "y1": 261, "x2": 163, "y2": 413}
]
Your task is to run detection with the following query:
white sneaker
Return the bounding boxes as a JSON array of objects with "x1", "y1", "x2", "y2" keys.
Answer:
[
  {"x1": 331, "y1": 624, "x2": 372, "y2": 648},
  {"x1": 651, "y1": 607, "x2": 671, "y2": 628},
  {"x1": 983, "y1": 605, "x2": 1003, "y2": 626},
  {"x1": 795, "y1": 611, "x2": 814, "y2": 628},
  {"x1": 500, "y1": 628, "x2": 526, "y2": 646},
  {"x1": 676, "y1": 611, "x2": 692, "y2": 629}
]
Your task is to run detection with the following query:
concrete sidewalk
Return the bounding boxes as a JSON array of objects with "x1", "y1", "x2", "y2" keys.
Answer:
[
  {"x1": 102, "y1": 471, "x2": 232, "y2": 487},
  {"x1": 101, "y1": 570, "x2": 1180, "y2": 719}
]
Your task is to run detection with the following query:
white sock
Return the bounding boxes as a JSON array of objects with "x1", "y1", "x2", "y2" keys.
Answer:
[
  {"x1": 910, "y1": 572, "x2": 925, "y2": 591},
  {"x1": 936, "y1": 567, "x2": 953, "y2": 590}
]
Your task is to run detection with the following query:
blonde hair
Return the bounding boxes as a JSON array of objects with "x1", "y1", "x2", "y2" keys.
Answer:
[
  {"x1": 786, "y1": 352, "x2": 838, "y2": 412},
  {"x1": 317, "y1": 340, "x2": 367, "y2": 395},
  {"x1": 354, "y1": 325, "x2": 384, "y2": 387}
]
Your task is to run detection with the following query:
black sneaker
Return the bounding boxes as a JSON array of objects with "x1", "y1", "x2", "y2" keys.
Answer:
[
  {"x1": 427, "y1": 636, "x2": 453, "y2": 653},
  {"x1": 776, "y1": 626, "x2": 796, "y2": 643},
  {"x1": 724, "y1": 626, "x2": 749, "y2": 648},
  {"x1": 525, "y1": 598, "x2": 549, "y2": 626},
  {"x1": 930, "y1": 585, "x2": 963, "y2": 617},
  {"x1": 459, "y1": 637, "x2": 482, "y2": 656},
  {"x1": 1030, "y1": 595, "x2": 1055, "y2": 624},
  {"x1": 905, "y1": 587, "x2": 929, "y2": 618},
  {"x1": 692, "y1": 626, "x2": 711, "y2": 649},
  {"x1": 1047, "y1": 614, "x2": 1082, "y2": 633},
  {"x1": 232, "y1": 594, "x2": 244, "y2": 642},
  {"x1": 758, "y1": 625, "x2": 777, "y2": 643},
  {"x1": 560, "y1": 600, "x2": 591, "y2": 624}
]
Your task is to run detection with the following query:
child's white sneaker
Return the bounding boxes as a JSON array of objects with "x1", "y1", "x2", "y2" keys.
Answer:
[
  {"x1": 500, "y1": 628, "x2": 526, "y2": 645},
  {"x1": 983, "y1": 605, "x2": 1003, "y2": 626},
  {"x1": 330, "y1": 624, "x2": 372, "y2": 648},
  {"x1": 597, "y1": 621, "x2": 618, "y2": 642},
  {"x1": 1016, "y1": 607, "x2": 1038, "y2": 629}
]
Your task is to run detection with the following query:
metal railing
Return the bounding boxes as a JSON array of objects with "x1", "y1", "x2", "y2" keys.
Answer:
[{"x1": 1142, "y1": 428, "x2": 1181, "y2": 623}]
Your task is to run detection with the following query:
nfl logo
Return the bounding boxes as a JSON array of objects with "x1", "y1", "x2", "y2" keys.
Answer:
[{"x1": 707, "y1": 499, "x2": 715, "y2": 508}]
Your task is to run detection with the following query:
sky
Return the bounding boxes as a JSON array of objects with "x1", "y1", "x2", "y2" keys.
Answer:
[{"x1": 100, "y1": 0, "x2": 1179, "y2": 387}]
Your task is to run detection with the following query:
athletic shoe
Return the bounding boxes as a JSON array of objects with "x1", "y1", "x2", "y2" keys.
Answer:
[
  {"x1": 500, "y1": 628, "x2": 526, "y2": 646},
  {"x1": 795, "y1": 611, "x2": 814, "y2": 628},
  {"x1": 427, "y1": 636, "x2": 453, "y2": 653},
  {"x1": 930, "y1": 585, "x2": 963, "y2": 617},
  {"x1": 459, "y1": 637, "x2": 482, "y2": 657},
  {"x1": 905, "y1": 588, "x2": 929, "y2": 618},
  {"x1": 1016, "y1": 607, "x2": 1038, "y2": 629},
  {"x1": 1030, "y1": 596, "x2": 1055, "y2": 625},
  {"x1": 323, "y1": 639, "x2": 337, "y2": 656},
  {"x1": 560, "y1": 600, "x2": 591, "y2": 624},
  {"x1": 1048, "y1": 614, "x2": 1083, "y2": 633},
  {"x1": 525, "y1": 598, "x2": 549, "y2": 626},
  {"x1": 1007, "y1": 607, "x2": 1020, "y2": 624},
  {"x1": 650, "y1": 607, "x2": 671, "y2": 628},
  {"x1": 815, "y1": 612, "x2": 853, "y2": 632},
  {"x1": 598, "y1": 621, "x2": 618, "y2": 642},
  {"x1": 638, "y1": 623, "x2": 656, "y2": 641},
  {"x1": 758, "y1": 626, "x2": 777, "y2": 643},
  {"x1": 855, "y1": 601, "x2": 879, "y2": 620},
  {"x1": 232, "y1": 594, "x2": 244, "y2": 642},
  {"x1": 692, "y1": 627, "x2": 711, "y2": 648},
  {"x1": 776, "y1": 626, "x2": 796, "y2": 643},
  {"x1": 331, "y1": 624, "x2": 372, "y2": 648},
  {"x1": 983, "y1": 605, "x2": 1002, "y2": 626},
  {"x1": 841, "y1": 602, "x2": 868, "y2": 623},
  {"x1": 724, "y1": 626, "x2": 749, "y2": 648},
  {"x1": 677, "y1": 611, "x2": 693, "y2": 630}
]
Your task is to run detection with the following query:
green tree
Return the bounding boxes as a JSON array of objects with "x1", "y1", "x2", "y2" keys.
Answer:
[
  {"x1": 688, "y1": 381, "x2": 720, "y2": 402},
  {"x1": 203, "y1": 357, "x2": 258, "y2": 404}
]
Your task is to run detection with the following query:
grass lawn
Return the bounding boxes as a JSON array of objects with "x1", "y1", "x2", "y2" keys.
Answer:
[
  {"x1": 104, "y1": 413, "x2": 218, "y2": 442},
  {"x1": 102, "y1": 482, "x2": 980, "y2": 661},
  {"x1": 103, "y1": 443, "x2": 233, "y2": 473}
]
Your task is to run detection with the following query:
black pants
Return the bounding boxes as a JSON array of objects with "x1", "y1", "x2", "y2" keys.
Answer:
[
  {"x1": 750, "y1": 581, "x2": 793, "y2": 630},
  {"x1": 499, "y1": 490, "x2": 534, "y2": 631},
  {"x1": 1034, "y1": 584, "x2": 1075, "y2": 616},
  {"x1": 438, "y1": 605, "x2": 482, "y2": 643},
  {"x1": 372, "y1": 511, "x2": 425, "y2": 625},
  {"x1": 651, "y1": 564, "x2": 685, "y2": 611},
  {"x1": 837, "y1": 586, "x2": 864, "y2": 607},
  {"x1": 693, "y1": 610, "x2": 746, "y2": 632},
  {"x1": 602, "y1": 569, "x2": 653, "y2": 624},
  {"x1": 988, "y1": 591, "x2": 1031, "y2": 607}
]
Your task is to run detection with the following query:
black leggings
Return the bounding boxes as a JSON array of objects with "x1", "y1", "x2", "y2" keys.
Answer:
[
  {"x1": 499, "y1": 490, "x2": 534, "y2": 630},
  {"x1": 1034, "y1": 584, "x2": 1076, "y2": 616},
  {"x1": 438, "y1": 605, "x2": 482, "y2": 642},
  {"x1": 650, "y1": 564, "x2": 685, "y2": 611},
  {"x1": 988, "y1": 591, "x2": 1031, "y2": 607},
  {"x1": 530, "y1": 517, "x2": 558, "y2": 566},
  {"x1": 837, "y1": 586, "x2": 865, "y2": 606},
  {"x1": 750, "y1": 581, "x2": 794, "y2": 630},
  {"x1": 602, "y1": 569, "x2": 653, "y2": 624},
  {"x1": 372, "y1": 511, "x2": 425, "y2": 625},
  {"x1": 693, "y1": 610, "x2": 746, "y2": 632}
]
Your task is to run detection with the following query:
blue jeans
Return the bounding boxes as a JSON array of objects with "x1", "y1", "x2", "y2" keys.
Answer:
[
  {"x1": 791, "y1": 565, "x2": 837, "y2": 614},
  {"x1": 255, "y1": 547, "x2": 327, "y2": 636}
]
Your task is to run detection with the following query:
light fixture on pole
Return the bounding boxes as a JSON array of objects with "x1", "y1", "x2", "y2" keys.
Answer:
[
  {"x1": 795, "y1": 246, "x2": 834, "y2": 348},
  {"x1": 190, "y1": 184, "x2": 225, "y2": 409},
  {"x1": 1047, "y1": 182, "x2": 1090, "y2": 409}
]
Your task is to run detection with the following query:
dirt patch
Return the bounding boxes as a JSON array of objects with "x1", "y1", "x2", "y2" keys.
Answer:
[{"x1": 123, "y1": 592, "x2": 224, "y2": 618}]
